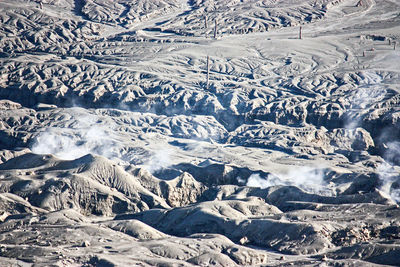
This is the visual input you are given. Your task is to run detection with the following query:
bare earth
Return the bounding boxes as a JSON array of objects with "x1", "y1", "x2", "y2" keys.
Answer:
[{"x1": 1, "y1": 0, "x2": 400, "y2": 266}]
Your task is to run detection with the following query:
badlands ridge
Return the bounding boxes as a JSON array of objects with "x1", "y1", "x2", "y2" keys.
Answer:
[{"x1": 0, "y1": 0, "x2": 400, "y2": 266}]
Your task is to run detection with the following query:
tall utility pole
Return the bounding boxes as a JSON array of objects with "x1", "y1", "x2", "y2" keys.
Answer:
[
  {"x1": 206, "y1": 56, "x2": 210, "y2": 90},
  {"x1": 299, "y1": 26, "x2": 302, "y2": 39},
  {"x1": 214, "y1": 19, "x2": 217, "y2": 39}
]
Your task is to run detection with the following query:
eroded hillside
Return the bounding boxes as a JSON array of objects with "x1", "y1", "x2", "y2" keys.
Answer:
[{"x1": 1, "y1": 0, "x2": 400, "y2": 266}]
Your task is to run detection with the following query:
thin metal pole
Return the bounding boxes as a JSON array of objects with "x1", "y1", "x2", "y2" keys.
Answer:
[
  {"x1": 206, "y1": 56, "x2": 210, "y2": 89},
  {"x1": 214, "y1": 19, "x2": 217, "y2": 39},
  {"x1": 299, "y1": 26, "x2": 302, "y2": 39}
]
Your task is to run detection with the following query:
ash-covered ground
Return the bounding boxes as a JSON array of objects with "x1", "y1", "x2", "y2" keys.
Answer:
[{"x1": 1, "y1": 0, "x2": 400, "y2": 266}]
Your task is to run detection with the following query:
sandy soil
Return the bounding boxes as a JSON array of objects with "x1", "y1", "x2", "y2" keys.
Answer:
[{"x1": 0, "y1": 0, "x2": 400, "y2": 266}]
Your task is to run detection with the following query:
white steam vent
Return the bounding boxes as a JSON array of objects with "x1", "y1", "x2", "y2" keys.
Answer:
[{"x1": 246, "y1": 167, "x2": 332, "y2": 196}]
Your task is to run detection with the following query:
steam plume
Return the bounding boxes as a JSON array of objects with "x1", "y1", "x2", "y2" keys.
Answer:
[{"x1": 246, "y1": 167, "x2": 332, "y2": 195}]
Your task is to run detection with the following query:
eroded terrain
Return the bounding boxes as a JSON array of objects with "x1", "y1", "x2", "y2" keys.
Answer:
[{"x1": 1, "y1": 0, "x2": 400, "y2": 266}]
